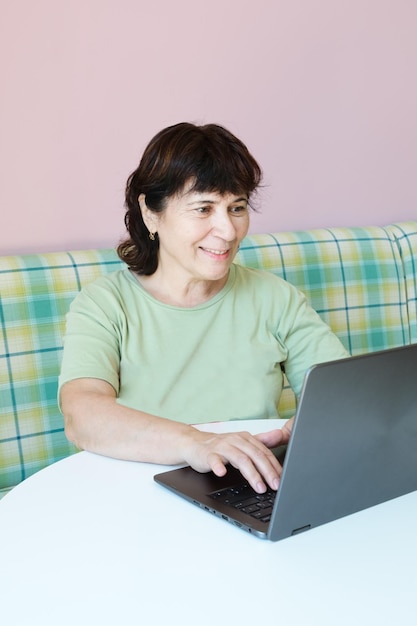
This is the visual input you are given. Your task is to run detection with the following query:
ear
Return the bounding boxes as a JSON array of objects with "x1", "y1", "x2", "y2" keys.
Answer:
[{"x1": 138, "y1": 194, "x2": 159, "y2": 234}]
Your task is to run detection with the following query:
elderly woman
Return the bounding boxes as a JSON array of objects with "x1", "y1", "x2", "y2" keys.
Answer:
[{"x1": 59, "y1": 122, "x2": 348, "y2": 494}]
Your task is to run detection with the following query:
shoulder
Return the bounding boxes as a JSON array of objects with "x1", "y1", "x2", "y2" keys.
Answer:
[
  {"x1": 232, "y1": 263, "x2": 300, "y2": 296},
  {"x1": 228, "y1": 265, "x2": 307, "y2": 323}
]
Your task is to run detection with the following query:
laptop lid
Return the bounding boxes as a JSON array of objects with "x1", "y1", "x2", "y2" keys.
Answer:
[{"x1": 154, "y1": 344, "x2": 417, "y2": 541}]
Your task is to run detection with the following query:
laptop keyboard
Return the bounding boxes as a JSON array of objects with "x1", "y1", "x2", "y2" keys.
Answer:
[{"x1": 209, "y1": 483, "x2": 276, "y2": 523}]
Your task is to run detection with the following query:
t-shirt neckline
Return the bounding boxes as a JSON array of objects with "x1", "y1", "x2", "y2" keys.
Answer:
[{"x1": 126, "y1": 263, "x2": 237, "y2": 311}]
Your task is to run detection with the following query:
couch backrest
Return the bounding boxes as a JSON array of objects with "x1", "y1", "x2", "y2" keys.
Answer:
[
  {"x1": 236, "y1": 224, "x2": 412, "y2": 354},
  {"x1": 236, "y1": 222, "x2": 415, "y2": 417},
  {"x1": 385, "y1": 222, "x2": 417, "y2": 343},
  {"x1": 0, "y1": 250, "x2": 124, "y2": 495},
  {"x1": 1, "y1": 221, "x2": 416, "y2": 494}
]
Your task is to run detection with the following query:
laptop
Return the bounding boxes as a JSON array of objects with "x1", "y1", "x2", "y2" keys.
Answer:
[{"x1": 154, "y1": 344, "x2": 417, "y2": 541}]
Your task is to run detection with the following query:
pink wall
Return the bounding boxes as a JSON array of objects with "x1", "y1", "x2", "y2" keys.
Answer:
[{"x1": 1, "y1": 0, "x2": 416, "y2": 255}]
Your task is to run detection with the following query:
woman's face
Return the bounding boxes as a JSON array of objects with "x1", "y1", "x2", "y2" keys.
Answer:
[{"x1": 141, "y1": 184, "x2": 250, "y2": 287}]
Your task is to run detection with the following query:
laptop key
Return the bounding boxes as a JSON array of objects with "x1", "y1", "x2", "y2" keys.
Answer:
[
  {"x1": 209, "y1": 483, "x2": 276, "y2": 523},
  {"x1": 256, "y1": 506, "x2": 273, "y2": 517},
  {"x1": 240, "y1": 504, "x2": 261, "y2": 514},
  {"x1": 210, "y1": 485, "x2": 253, "y2": 505},
  {"x1": 233, "y1": 497, "x2": 260, "y2": 509},
  {"x1": 258, "y1": 500, "x2": 274, "y2": 509},
  {"x1": 251, "y1": 509, "x2": 273, "y2": 522}
]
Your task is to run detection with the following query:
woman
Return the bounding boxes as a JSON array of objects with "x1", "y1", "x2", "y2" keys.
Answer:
[{"x1": 59, "y1": 122, "x2": 348, "y2": 494}]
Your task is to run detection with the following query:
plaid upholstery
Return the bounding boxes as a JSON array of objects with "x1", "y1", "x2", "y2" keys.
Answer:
[
  {"x1": 1, "y1": 222, "x2": 416, "y2": 494},
  {"x1": 236, "y1": 224, "x2": 415, "y2": 418},
  {"x1": 385, "y1": 222, "x2": 417, "y2": 344},
  {"x1": 0, "y1": 250, "x2": 123, "y2": 496}
]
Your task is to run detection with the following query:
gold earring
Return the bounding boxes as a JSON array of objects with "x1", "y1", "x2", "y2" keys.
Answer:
[{"x1": 149, "y1": 231, "x2": 156, "y2": 241}]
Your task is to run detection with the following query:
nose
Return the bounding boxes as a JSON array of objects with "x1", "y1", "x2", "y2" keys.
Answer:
[{"x1": 211, "y1": 209, "x2": 237, "y2": 241}]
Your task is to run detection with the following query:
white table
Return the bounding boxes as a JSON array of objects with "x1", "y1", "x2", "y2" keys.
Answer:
[{"x1": 1, "y1": 419, "x2": 416, "y2": 626}]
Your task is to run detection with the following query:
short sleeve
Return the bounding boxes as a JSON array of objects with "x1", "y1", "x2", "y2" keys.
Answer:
[
  {"x1": 276, "y1": 283, "x2": 350, "y2": 397},
  {"x1": 58, "y1": 282, "x2": 122, "y2": 396}
]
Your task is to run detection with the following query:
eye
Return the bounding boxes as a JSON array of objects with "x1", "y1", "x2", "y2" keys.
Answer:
[
  {"x1": 195, "y1": 206, "x2": 212, "y2": 215},
  {"x1": 230, "y1": 205, "x2": 248, "y2": 215}
]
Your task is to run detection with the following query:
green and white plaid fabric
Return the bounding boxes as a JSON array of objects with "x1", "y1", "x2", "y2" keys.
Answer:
[
  {"x1": 385, "y1": 222, "x2": 417, "y2": 343},
  {"x1": 236, "y1": 223, "x2": 415, "y2": 418},
  {"x1": 1, "y1": 222, "x2": 416, "y2": 494},
  {"x1": 0, "y1": 249, "x2": 123, "y2": 496}
]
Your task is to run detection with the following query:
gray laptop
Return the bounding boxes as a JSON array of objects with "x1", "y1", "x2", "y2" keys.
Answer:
[{"x1": 154, "y1": 344, "x2": 417, "y2": 541}]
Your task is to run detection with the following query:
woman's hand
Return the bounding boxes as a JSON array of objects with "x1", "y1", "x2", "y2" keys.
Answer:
[
  {"x1": 62, "y1": 378, "x2": 295, "y2": 494},
  {"x1": 277, "y1": 416, "x2": 294, "y2": 445},
  {"x1": 182, "y1": 418, "x2": 295, "y2": 494}
]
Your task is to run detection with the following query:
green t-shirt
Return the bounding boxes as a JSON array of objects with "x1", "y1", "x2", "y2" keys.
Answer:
[{"x1": 58, "y1": 263, "x2": 348, "y2": 424}]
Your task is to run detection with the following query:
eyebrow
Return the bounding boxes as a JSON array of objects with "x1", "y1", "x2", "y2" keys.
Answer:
[{"x1": 186, "y1": 196, "x2": 248, "y2": 206}]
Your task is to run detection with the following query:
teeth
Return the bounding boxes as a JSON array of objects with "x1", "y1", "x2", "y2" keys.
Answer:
[{"x1": 204, "y1": 248, "x2": 228, "y2": 255}]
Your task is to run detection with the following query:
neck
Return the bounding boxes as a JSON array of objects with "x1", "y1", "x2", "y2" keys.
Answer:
[{"x1": 135, "y1": 271, "x2": 230, "y2": 307}]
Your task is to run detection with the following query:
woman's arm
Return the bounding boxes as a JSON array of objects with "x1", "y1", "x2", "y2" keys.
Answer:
[{"x1": 61, "y1": 378, "x2": 289, "y2": 494}]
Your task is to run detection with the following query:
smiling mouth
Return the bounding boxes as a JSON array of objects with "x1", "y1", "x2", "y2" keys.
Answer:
[
  {"x1": 200, "y1": 247, "x2": 231, "y2": 258},
  {"x1": 202, "y1": 247, "x2": 229, "y2": 254}
]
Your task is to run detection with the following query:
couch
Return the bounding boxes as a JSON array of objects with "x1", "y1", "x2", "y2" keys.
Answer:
[{"x1": 1, "y1": 220, "x2": 416, "y2": 497}]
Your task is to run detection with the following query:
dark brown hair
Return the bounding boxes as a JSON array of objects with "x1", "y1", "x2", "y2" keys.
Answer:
[{"x1": 117, "y1": 122, "x2": 262, "y2": 274}]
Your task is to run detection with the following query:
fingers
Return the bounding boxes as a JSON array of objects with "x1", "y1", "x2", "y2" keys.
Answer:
[
  {"x1": 202, "y1": 432, "x2": 281, "y2": 494},
  {"x1": 186, "y1": 425, "x2": 295, "y2": 494},
  {"x1": 282, "y1": 416, "x2": 295, "y2": 441},
  {"x1": 255, "y1": 419, "x2": 294, "y2": 448},
  {"x1": 208, "y1": 454, "x2": 228, "y2": 478},
  {"x1": 255, "y1": 428, "x2": 285, "y2": 448}
]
